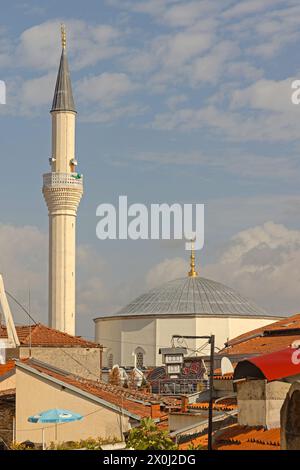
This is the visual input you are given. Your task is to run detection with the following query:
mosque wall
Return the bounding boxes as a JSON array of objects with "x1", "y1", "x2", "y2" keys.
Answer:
[
  {"x1": 95, "y1": 315, "x2": 280, "y2": 368},
  {"x1": 228, "y1": 317, "x2": 278, "y2": 342}
]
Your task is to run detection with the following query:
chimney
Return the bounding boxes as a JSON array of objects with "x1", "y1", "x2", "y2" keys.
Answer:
[
  {"x1": 181, "y1": 395, "x2": 189, "y2": 413},
  {"x1": 150, "y1": 403, "x2": 161, "y2": 419}
]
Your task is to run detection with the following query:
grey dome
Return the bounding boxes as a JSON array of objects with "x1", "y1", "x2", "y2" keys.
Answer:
[{"x1": 98, "y1": 277, "x2": 279, "y2": 319}]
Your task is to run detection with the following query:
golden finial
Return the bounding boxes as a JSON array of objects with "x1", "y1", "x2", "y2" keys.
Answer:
[
  {"x1": 61, "y1": 23, "x2": 66, "y2": 49},
  {"x1": 188, "y1": 239, "x2": 198, "y2": 277}
]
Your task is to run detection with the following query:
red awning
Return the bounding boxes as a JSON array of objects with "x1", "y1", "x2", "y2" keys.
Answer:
[{"x1": 234, "y1": 346, "x2": 300, "y2": 381}]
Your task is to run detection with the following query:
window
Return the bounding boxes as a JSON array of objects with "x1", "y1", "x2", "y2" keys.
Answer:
[
  {"x1": 165, "y1": 355, "x2": 183, "y2": 363},
  {"x1": 167, "y1": 364, "x2": 180, "y2": 374},
  {"x1": 136, "y1": 351, "x2": 144, "y2": 369},
  {"x1": 108, "y1": 353, "x2": 113, "y2": 369}
]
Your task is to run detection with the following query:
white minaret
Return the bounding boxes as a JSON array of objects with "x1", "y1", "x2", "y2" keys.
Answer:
[{"x1": 43, "y1": 25, "x2": 83, "y2": 335}]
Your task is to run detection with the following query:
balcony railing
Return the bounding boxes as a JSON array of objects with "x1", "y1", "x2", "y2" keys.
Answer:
[{"x1": 43, "y1": 172, "x2": 83, "y2": 189}]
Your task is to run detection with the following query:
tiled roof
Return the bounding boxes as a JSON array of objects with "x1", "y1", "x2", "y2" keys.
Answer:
[
  {"x1": 220, "y1": 313, "x2": 300, "y2": 356},
  {"x1": 214, "y1": 424, "x2": 280, "y2": 450},
  {"x1": 0, "y1": 360, "x2": 15, "y2": 377},
  {"x1": 18, "y1": 360, "x2": 176, "y2": 420},
  {"x1": 0, "y1": 324, "x2": 100, "y2": 348},
  {"x1": 188, "y1": 399, "x2": 236, "y2": 412},
  {"x1": 179, "y1": 434, "x2": 208, "y2": 450}
]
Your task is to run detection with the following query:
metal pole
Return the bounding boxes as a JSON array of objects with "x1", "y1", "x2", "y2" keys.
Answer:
[
  {"x1": 208, "y1": 334, "x2": 215, "y2": 451},
  {"x1": 13, "y1": 416, "x2": 15, "y2": 444}
]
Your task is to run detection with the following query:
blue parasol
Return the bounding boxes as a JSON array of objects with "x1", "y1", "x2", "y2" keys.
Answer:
[
  {"x1": 28, "y1": 409, "x2": 83, "y2": 449},
  {"x1": 28, "y1": 409, "x2": 83, "y2": 423}
]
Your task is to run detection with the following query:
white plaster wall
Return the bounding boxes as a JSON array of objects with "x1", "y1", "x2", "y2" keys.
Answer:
[
  {"x1": 16, "y1": 367, "x2": 131, "y2": 445},
  {"x1": 95, "y1": 319, "x2": 122, "y2": 366},
  {"x1": 228, "y1": 317, "x2": 277, "y2": 342},
  {"x1": 121, "y1": 318, "x2": 156, "y2": 367}
]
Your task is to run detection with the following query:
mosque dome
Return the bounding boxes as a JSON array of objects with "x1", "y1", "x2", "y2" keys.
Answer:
[{"x1": 99, "y1": 276, "x2": 277, "y2": 319}]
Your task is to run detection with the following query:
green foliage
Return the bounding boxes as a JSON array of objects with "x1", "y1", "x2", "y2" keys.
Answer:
[
  {"x1": 48, "y1": 436, "x2": 120, "y2": 450},
  {"x1": 10, "y1": 442, "x2": 35, "y2": 450},
  {"x1": 126, "y1": 418, "x2": 177, "y2": 450},
  {"x1": 188, "y1": 441, "x2": 206, "y2": 450}
]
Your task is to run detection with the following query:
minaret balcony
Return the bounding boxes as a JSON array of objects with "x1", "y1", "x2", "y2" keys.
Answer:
[{"x1": 43, "y1": 172, "x2": 83, "y2": 189}]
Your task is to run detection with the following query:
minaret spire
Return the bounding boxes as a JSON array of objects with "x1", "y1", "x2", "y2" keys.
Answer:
[
  {"x1": 51, "y1": 24, "x2": 75, "y2": 114},
  {"x1": 188, "y1": 239, "x2": 198, "y2": 278}
]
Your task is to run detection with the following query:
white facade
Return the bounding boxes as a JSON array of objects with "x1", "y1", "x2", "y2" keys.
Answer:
[{"x1": 95, "y1": 314, "x2": 279, "y2": 368}]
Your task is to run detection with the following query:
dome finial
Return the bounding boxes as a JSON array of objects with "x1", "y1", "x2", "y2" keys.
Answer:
[
  {"x1": 188, "y1": 239, "x2": 198, "y2": 277},
  {"x1": 61, "y1": 23, "x2": 66, "y2": 50}
]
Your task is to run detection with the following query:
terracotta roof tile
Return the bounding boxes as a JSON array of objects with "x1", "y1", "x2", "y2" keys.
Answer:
[
  {"x1": 0, "y1": 360, "x2": 15, "y2": 377},
  {"x1": 179, "y1": 434, "x2": 208, "y2": 450},
  {"x1": 222, "y1": 334, "x2": 300, "y2": 356},
  {"x1": 219, "y1": 314, "x2": 300, "y2": 356},
  {"x1": 0, "y1": 324, "x2": 100, "y2": 348},
  {"x1": 188, "y1": 400, "x2": 236, "y2": 412},
  {"x1": 215, "y1": 424, "x2": 280, "y2": 450}
]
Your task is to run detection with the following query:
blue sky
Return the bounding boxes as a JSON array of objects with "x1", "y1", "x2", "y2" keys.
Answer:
[{"x1": 1, "y1": 0, "x2": 300, "y2": 337}]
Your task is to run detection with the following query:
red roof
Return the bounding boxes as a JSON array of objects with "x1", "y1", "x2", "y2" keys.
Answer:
[
  {"x1": 220, "y1": 313, "x2": 300, "y2": 356},
  {"x1": 179, "y1": 425, "x2": 280, "y2": 450},
  {"x1": 235, "y1": 346, "x2": 300, "y2": 382},
  {"x1": 0, "y1": 360, "x2": 15, "y2": 377},
  {"x1": 214, "y1": 424, "x2": 280, "y2": 450},
  {"x1": 0, "y1": 324, "x2": 100, "y2": 348}
]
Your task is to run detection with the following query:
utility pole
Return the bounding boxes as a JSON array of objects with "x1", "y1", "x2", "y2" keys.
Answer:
[
  {"x1": 207, "y1": 334, "x2": 215, "y2": 451},
  {"x1": 172, "y1": 334, "x2": 215, "y2": 451}
]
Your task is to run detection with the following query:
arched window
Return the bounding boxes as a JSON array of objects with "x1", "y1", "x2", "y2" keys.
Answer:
[
  {"x1": 136, "y1": 351, "x2": 144, "y2": 369},
  {"x1": 135, "y1": 347, "x2": 145, "y2": 369},
  {"x1": 108, "y1": 353, "x2": 113, "y2": 369}
]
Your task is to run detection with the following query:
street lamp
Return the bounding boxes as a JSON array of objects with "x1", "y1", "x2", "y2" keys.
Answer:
[{"x1": 172, "y1": 334, "x2": 215, "y2": 451}]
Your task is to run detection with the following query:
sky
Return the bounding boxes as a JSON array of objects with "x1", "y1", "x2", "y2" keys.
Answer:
[{"x1": 1, "y1": 0, "x2": 300, "y2": 339}]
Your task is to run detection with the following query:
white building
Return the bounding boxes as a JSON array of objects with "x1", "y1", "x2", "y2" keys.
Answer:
[{"x1": 94, "y1": 251, "x2": 282, "y2": 368}]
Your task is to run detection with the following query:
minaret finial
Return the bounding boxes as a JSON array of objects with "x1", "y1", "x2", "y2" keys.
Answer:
[
  {"x1": 61, "y1": 23, "x2": 66, "y2": 50},
  {"x1": 188, "y1": 239, "x2": 198, "y2": 277}
]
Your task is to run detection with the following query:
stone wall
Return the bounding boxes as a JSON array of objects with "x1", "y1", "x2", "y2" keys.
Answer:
[
  {"x1": 0, "y1": 394, "x2": 15, "y2": 448},
  {"x1": 237, "y1": 379, "x2": 290, "y2": 429},
  {"x1": 281, "y1": 381, "x2": 300, "y2": 450},
  {"x1": 18, "y1": 347, "x2": 102, "y2": 380}
]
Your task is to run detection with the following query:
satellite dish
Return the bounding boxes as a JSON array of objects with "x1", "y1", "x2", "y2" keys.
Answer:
[{"x1": 221, "y1": 357, "x2": 234, "y2": 376}]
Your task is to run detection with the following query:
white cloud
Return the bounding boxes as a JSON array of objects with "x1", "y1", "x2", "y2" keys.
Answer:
[
  {"x1": 145, "y1": 221, "x2": 300, "y2": 316},
  {"x1": 204, "y1": 221, "x2": 300, "y2": 315},
  {"x1": 16, "y1": 19, "x2": 123, "y2": 71},
  {"x1": 76, "y1": 72, "x2": 137, "y2": 107},
  {"x1": 222, "y1": 0, "x2": 283, "y2": 19},
  {"x1": 151, "y1": 100, "x2": 300, "y2": 142},
  {"x1": 0, "y1": 224, "x2": 115, "y2": 334},
  {"x1": 125, "y1": 150, "x2": 300, "y2": 181},
  {"x1": 146, "y1": 257, "x2": 186, "y2": 288},
  {"x1": 230, "y1": 78, "x2": 297, "y2": 113}
]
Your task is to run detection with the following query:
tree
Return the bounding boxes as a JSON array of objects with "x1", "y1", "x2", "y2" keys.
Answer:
[
  {"x1": 126, "y1": 418, "x2": 177, "y2": 450},
  {"x1": 108, "y1": 366, "x2": 121, "y2": 386}
]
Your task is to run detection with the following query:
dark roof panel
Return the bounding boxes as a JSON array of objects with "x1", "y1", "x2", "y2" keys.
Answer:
[{"x1": 51, "y1": 49, "x2": 76, "y2": 113}]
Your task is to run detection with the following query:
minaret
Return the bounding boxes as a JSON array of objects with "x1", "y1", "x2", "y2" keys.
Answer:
[{"x1": 43, "y1": 25, "x2": 83, "y2": 335}]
